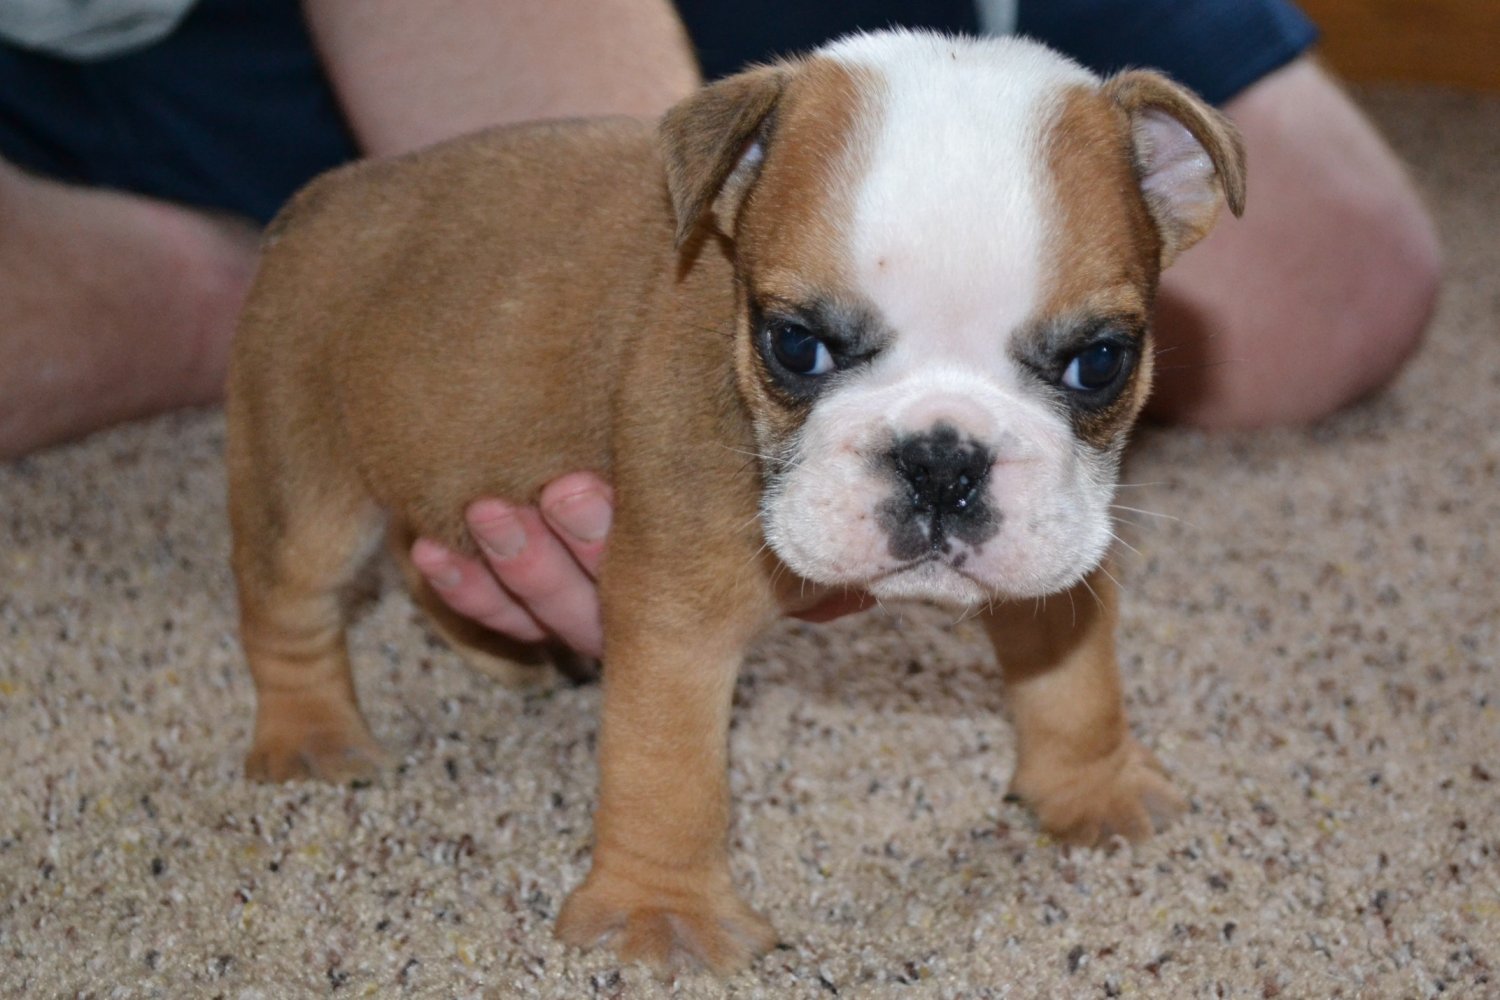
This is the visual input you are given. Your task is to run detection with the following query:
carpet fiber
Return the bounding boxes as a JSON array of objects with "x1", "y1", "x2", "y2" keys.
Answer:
[{"x1": 2, "y1": 87, "x2": 1496, "y2": 999}]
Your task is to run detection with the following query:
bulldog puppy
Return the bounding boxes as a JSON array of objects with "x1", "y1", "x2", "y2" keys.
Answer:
[{"x1": 227, "y1": 29, "x2": 1244, "y2": 975}]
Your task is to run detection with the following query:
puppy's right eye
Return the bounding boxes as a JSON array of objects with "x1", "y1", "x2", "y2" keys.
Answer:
[{"x1": 770, "y1": 322, "x2": 834, "y2": 376}]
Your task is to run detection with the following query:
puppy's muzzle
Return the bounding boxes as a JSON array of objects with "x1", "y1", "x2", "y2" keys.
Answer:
[{"x1": 882, "y1": 424, "x2": 999, "y2": 560}]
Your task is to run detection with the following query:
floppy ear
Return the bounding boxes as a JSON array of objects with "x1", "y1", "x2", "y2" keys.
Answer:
[
  {"x1": 1103, "y1": 70, "x2": 1247, "y2": 268},
  {"x1": 659, "y1": 65, "x2": 788, "y2": 248}
]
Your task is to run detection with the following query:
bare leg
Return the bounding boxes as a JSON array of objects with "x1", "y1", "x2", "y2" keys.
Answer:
[
  {"x1": 0, "y1": 0, "x2": 695, "y2": 461},
  {"x1": 1148, "y1": 57, "x2": 1442, "y2": 429},
  {"x1": 302, "y1": 0, "x2": 699, "y2": 156},
  {"x1": 0, "y1": 160, "x2": 258, "y2": 458}
]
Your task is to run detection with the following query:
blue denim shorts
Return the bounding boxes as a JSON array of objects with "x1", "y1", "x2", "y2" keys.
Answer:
[
  {"x1": 0, "y1": 0, "x2": 1314, "y2": 224},
  {"x1": 0, "y1": 0, "x2": 355, "y2": 223},
  {"x1": 676, "y1": 0, "x2": 1317, "y2": 106}
]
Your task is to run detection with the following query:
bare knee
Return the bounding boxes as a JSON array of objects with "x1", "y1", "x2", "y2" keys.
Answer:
[
  {"x1": 0, "y1": 159, "x2": 260, "y2": 456},
  {"x1": 1340, "y1": 184, "x2": 1442, "y2": 404},
  {"x1": 1146, "y1": 59, "x2": 1442, "y2": 430}
]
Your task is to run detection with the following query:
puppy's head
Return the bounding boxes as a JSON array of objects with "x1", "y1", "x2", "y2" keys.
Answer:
[{"x1": 661, "y1": 30, "x2": 1245, "y2": 605}]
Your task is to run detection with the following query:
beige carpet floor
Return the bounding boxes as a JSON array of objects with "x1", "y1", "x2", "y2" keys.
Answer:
[{"x1": 2, "y1": 86, "x2": 1497, "y2": 999}]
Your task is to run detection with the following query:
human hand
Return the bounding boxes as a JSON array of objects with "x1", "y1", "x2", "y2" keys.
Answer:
[
  {"x1": 411, "y1": 472, "x2": 613, "y2": 659},
  {"x1": 411, "y1": 472, "x2": 874, "y2": 658}
]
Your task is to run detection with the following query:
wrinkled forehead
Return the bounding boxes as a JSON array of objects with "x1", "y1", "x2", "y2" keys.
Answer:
[{"x1": 739, "y1": 34, "x2": 1157, "y2": 332}]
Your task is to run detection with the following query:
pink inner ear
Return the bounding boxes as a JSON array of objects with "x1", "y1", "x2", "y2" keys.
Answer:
[
  {"x1": 1137, "y1": 109, "x2": 1217, "y2": 218},
  {"x1": 738, "y1": 139, "x2": 765, "y2": 171},
  {"x1": 709, "y1": 138, "x2": 768, "y2": 234},
  {"x1": 721, "y1": 138, "x2": 765, "y2": 195}
]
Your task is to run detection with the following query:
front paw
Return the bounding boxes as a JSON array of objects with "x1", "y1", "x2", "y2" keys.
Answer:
[
  {"x1": 555, "y1": 863, "x2": 777, "y2": 976},
  {"x1": 1011, "y1": 737, "x2": 1185, "y2": 846}
]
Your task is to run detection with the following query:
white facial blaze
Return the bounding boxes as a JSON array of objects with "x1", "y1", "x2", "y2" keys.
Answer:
[
  {"x1": 833, "y1": 33, "x2": 1097, "y2": 335},
  {"x1": 759, "y1": 33, "x2": 1124, "y2": 605}
]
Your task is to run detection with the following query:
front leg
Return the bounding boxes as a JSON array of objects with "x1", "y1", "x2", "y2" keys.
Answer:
[
  {"x1": 983, "y1": 566, "x2": 1184, "y2": 845},
  {"x1": 556, "y1": 557, "x2": 778, "y2": 974}
]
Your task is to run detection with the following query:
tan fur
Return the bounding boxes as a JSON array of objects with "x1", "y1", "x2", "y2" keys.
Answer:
[
  {"x1": 227, "y1": 43, "x2": 1243, "y2": 976},
  {"x1": 983, "y1": 564, "x2": 1186, "y2": 844},
  {"x1": 733, "y1": 59, "x2": 874, "y2": 442},
  {"x1": 661, "y1": 65, "x2": 787, "y2": 248},
  {"x1": 229, "y1": 77, "x2": 796, "y2": 975},
  {"x1": 1103, "y1": 70, "x2": 1248, "y2": 267},
  {"x1": 1039, "y1": 85, "x2": 1164, "y2": 449}
]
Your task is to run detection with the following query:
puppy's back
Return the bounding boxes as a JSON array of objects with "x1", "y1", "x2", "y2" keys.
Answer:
[{"x1": 230, "y1": 117, "x2": 680, "y2": 550}]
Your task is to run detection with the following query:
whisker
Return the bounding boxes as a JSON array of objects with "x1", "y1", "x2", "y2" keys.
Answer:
[
  {"x1": 1110, "y1": 504, "x2": 1180, "y2": 523},
  {"x1": 1096, "y1": 562, "x2": 1125, "y2": 595},
  {"x1": 719, "y1": 444, "x2": 784, "y2": 465},
  {"x1": 737, "y1": 536, "x2": 776, "y2": 580},
  {"x1": 734, "y1": 506, "x2": 766, "y2": 535},
  {"x1": 951, "y1": 602, "x2": 987, "y2": 627},
  {"x1": 1154, "y1": 329, "x2": 1227, "y2": 357},
  {"x1": 717, "y1": 439, "x2": 804, "y2": 483},
  {"x1": 1077, "y1": 576, "x2": 1105, "y2": 617},
  {"x1": 1150, "y1": 358, "x2": 1240, "y2": 376},
  {"x1": 1109, "y1": 532, "x2": 1142, "y2": 560}
]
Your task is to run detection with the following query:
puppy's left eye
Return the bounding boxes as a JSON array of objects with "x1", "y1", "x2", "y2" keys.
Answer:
[
  {"x1": 770, "y1": 322, "x2": 835, "y2": 377},
  {"x1": 1061, "y1": 341, "x2": 1130, "y2": 393}
]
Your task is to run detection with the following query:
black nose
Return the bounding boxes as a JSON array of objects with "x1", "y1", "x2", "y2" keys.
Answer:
[{"x1": 890, "y1": 427, "x2": 991, "y2": 521}]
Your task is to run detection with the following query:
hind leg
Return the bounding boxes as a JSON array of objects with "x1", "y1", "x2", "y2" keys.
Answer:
[{"x1": 230, "y1": 451, "x2": 390, "y2": 784}]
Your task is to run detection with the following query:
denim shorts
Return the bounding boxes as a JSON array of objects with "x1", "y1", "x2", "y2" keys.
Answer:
[{"x1": 0, "y1": 0, "x2": 1314, "y2": 224}]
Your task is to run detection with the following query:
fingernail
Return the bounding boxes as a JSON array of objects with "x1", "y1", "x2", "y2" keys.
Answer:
[
  {"x1": 473, "y1": 506, "x2": 527, "y2": 560},
  {"x1": 547, "y1": 490, "x2": 612, "y2": 543},
  {"x1": 412, "y1": 544, "x2": 463, "y2": 589},
  {"x1": 428, "y1": 563, "x2": 462, "y2": 589}
]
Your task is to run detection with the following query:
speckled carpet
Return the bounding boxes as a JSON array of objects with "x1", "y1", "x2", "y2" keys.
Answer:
[{"x1": 2, "y1": 87, "x2": 1497, "y2": 999}]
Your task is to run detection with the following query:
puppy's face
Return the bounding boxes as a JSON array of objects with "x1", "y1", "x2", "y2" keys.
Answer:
[{"x1": 663, "y1": 32, "x2": 1245, "y2": 605}]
